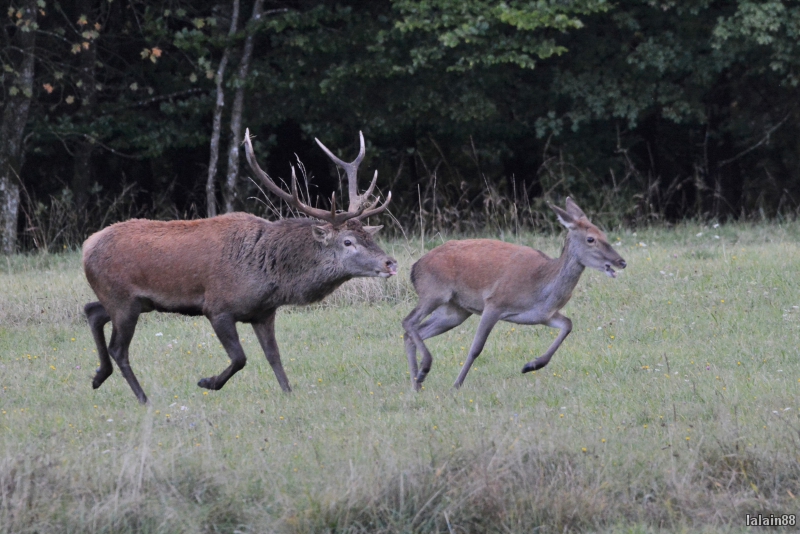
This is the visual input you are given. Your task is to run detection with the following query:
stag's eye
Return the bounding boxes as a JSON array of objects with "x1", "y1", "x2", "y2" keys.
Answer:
[
  {"x1": 343, "y1": 239, "x2": 353, "y2": 247},
  {"x1": 587, "y1": 236, "x2": 595, "y2": 244}
]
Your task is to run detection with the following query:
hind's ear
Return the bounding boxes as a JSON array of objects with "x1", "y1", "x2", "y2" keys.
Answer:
[
  {"x1": 312, "y1": 225, "x2": 335, "y2": 245},
  {"x1": 551, "y1": 204, "x2": 576, "y2": 230},
  {"x1": 565, "y1": 197, "x2": 587, "y2": 219},
  {"x1": 363, "y1": 225, "x2": 383, "y2": 236}
]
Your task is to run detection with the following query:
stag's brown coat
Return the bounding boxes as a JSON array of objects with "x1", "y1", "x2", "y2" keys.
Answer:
[
  {"x1": 84, "y1": 215, "x2": 389, "y2": 315},
  {"x1": 83, "y1": 131, "x2": 395, "y2": 404}
]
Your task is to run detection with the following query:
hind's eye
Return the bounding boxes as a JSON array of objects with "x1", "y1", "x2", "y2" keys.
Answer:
[
  {"x1": 587, "y1": 237, "x2": 595, "y2": 243},
  {"x1": 344, "y1": 239, "x2": 353, "y2": 247}
]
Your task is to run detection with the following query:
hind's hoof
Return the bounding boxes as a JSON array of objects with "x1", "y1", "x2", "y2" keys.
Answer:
[{"x1": 521, "y1": 361, "x2": 546, "y2": 373}]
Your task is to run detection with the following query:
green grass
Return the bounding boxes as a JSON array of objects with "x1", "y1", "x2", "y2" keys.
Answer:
[{"x1": 2, "y1": 223, "x2": 800, "y2": 533}]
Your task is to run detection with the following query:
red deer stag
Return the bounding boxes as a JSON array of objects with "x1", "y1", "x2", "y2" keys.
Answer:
[
  {"x1": 403, "y1": 198, "x2": 626, "y2": 390},
  {"x1": 83, "y1": 129, "x2": 396, "y2": 404}
]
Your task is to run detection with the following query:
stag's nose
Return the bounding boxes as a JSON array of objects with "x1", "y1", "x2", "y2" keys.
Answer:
[
  {"x1": 618, "y1": 259, "x2": 627, "y2": 269},
  {"x1": 386, "y1": 258, "x2": 398, "y2": 276}
]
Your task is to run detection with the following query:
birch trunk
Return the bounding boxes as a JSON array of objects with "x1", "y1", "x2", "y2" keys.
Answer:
[
  {"x1": 222, "y1": 0, "x2": 264, "y2": 214},
  {"x1": 206, "y1": 0, "x2": 241, "y2": 218},
  {"x1": 0, "y1": 0, "x2": 37, "y2": 254}
]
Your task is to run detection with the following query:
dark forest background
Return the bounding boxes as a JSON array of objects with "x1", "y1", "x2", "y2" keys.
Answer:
[{"x1": 2, "y1": 0, "x2": 799, "y2": 252}]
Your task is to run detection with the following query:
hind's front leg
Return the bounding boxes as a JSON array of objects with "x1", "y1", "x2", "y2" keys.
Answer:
[{"x1": 521, "y1": 313, "x2": 572, "y2": 373}]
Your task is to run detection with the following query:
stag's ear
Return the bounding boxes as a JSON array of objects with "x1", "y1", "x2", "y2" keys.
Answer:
[
  {"x1": 363, "y1": 225, "x2": 383, "y2": 236},
  {"x1": 551, "y1": 204, "x2": 576, "y2": 230},
  {"x1": 565, "y1": 197, "x2": 587, "y2": 219},
  {"x1": 311, "y1": 225, "x2": 335, "y2": 245}
]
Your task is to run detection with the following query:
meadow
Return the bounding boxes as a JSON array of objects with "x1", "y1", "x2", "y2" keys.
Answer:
[{"x1": 2, "y1": 223, "x2": 800, "y2": 533}]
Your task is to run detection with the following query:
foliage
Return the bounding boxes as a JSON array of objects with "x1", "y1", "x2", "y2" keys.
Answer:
[
  {"x1": 393, "y1": 0, "x2": 609, "y2": 71},
  {"x1": 2, "y1": 1, "x2": 800, "y2": 251}
]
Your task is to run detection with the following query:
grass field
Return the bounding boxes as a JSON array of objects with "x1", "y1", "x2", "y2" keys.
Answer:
[{"x1": 2, "y1": 223, "x2": 800, "y2": 533}]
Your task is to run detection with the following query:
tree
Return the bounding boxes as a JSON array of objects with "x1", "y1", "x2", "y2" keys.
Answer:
[
  {"x1": 206, "y1": 0, "x2": 240, "y2": 218},
  {"x1": 70, "y1": 0, "x2": 102, "y2": 211},
  {"x1": 1, "y1": 0, "x2": 38, "y2": 254},
  {"x1": 222, "y1": 0, "x2": 263, "y2": 214}
]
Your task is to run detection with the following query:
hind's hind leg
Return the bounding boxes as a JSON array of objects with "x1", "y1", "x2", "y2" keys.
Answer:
[{"x1": 85, "y1": 301, "x2": 113, "y2": 389}]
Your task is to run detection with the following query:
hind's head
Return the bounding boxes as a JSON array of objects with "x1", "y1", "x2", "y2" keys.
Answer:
[{"x1": 551, "y1": 198, "x2": 627, "y2": 278}]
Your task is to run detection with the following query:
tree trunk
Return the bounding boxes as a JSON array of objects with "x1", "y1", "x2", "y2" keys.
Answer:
[
  {"x1": 0, "y1": 0, "x2": 37, "y2": 254},
  {"x1": 71, "y1": 0, "x2": 99, "y2": 212},
  {"x1": 223, "y1": 0, "x2": 264, "y2": 214},
  {"x1": 206, "y1": 0, "x2": 241, "y2": 218}
]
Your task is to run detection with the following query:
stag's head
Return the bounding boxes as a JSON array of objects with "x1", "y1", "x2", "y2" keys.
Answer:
[
  {"x1": 311, "y1": 219, "x2": 397, "y2": 278},
  {"x1": 244, "y1": 128, "x2": 397, "y2": 278},
  {"x1": 551, "y1": 197, "x2": 626, "y2": 278}
]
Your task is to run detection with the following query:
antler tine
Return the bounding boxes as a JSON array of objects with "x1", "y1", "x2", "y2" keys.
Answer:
[
  {"x1": 289, "y1": 165, "x2": 300, "y2": 204},
  {"x1": 245, "y1": 128, "x2": 342, "y2": 224},
  {"x1": 361, "y1": 170, "x2": 379, "y2": 201},
  {"x1": 244, "y1": 128, "x2": 294, "y2": 205},
  {"x1": 315, "y1": 132, "x2": 367, "y2": 213},
  {"x1": 331, "y1": 195, "x2": 366, "y2": 226},
  {"x1": 286, "y1": 165, "x2": 346, "y2": 223},
  {"x1": 358, "y1": 191, "x2": 392, "y2": 220}
]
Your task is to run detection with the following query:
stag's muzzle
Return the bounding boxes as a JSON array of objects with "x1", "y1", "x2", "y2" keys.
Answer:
[{"x1": 380, "y1": 258, "x2": 398, "y2": 278}]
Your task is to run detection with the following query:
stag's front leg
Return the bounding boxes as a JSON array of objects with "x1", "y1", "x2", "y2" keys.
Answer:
[
  {"x1": 521, "y1": 312, "x2": 572, "y2": 373},
  {"x1": 107, "y1": 304, "x2": 148, "y2": 404},
  {"x1": 85, "y1": 301, "x2": 113, "y2": 389},
  {"x1": 199, "y1": 314, "x2": 247, "y2": 390},
  {"x1": 252, "y1": 312, "x2": 292, "y2": 393}
]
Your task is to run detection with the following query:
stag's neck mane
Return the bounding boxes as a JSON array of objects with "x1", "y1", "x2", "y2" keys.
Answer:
[{"x1": 251, "y1": 217, "x2": 351, "y2": 305}]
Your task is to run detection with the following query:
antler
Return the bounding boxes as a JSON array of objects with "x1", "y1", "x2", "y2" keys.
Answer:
[
  {"x1": 315, "y1": 131, "x2": 391, "y2": 219},
  {"x1": 244, "y1": 129, "x2": 363, "y2": 226}
]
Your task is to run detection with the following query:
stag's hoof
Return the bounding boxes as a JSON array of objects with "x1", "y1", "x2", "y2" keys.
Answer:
[
  {"x1": 197, "y1": 377, "x2": 215, "y2": 390},
  {"x1": 92, "y1": 367, "x2": 112, "y2": 389},
  {"x1": 521, "y1": 361, "x2": 546, "y2": 373}
]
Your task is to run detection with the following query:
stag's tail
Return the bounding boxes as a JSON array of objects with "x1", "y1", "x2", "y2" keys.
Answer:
[{"x1": 84, "y1": 301, "x2": 114, "y2": 389}]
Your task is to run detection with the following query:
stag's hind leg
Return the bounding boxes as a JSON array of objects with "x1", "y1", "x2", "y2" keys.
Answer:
[
  {"x1": 85, "y1": 301, "x2": 113, "y2": 389},
  {"x1": 198, "y1": 314, "x2": 247, "y2": 391},
  {"x1": 252, "y1": 312, "x2": 292, "y2": 393},
  {"x1": 107, "y1": 303, "x2": 148, "y2": 404}
]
